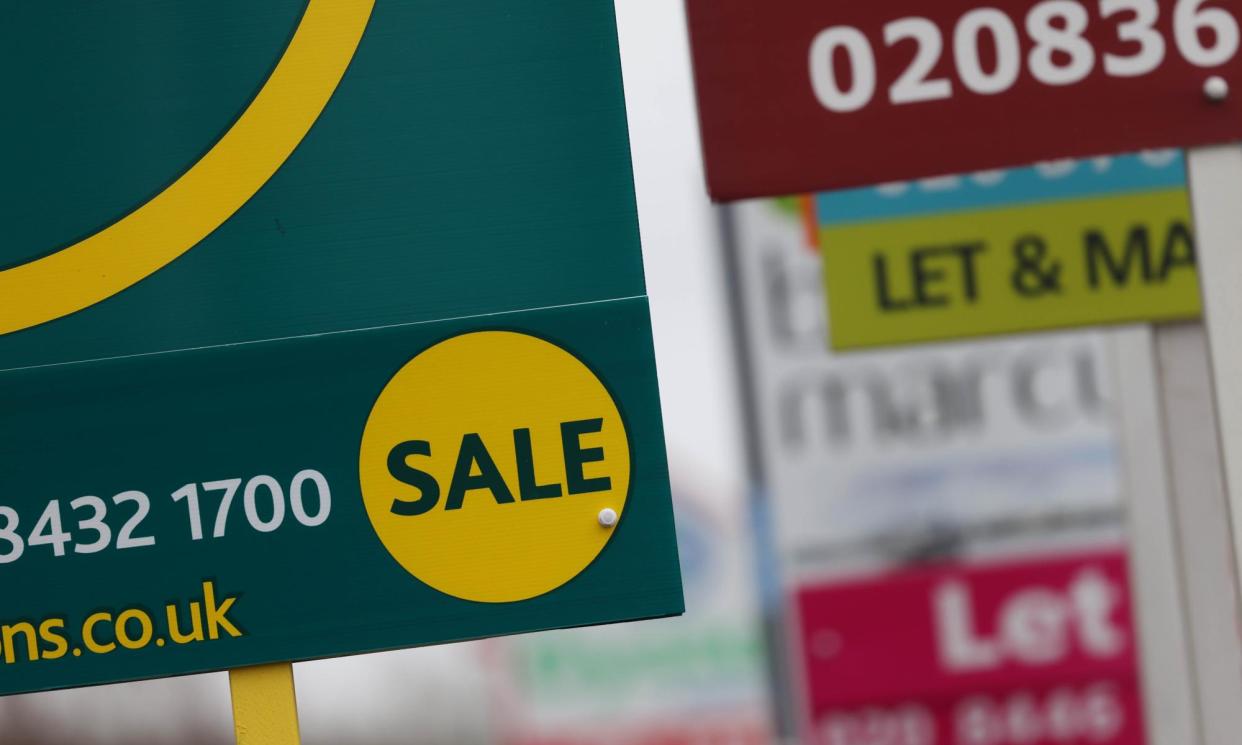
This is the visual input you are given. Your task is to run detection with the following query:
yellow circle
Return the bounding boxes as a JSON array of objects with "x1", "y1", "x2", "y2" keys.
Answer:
[{"x1": 359, "y1": 331, "x2": 630, "y2": 603}]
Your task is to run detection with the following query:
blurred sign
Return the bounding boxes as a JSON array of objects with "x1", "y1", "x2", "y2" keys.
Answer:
[
  {"x1": 724, "y1": 197, "x2": 1147, "y2": 742},
  {"x1": 729, "y1": 199, "x2": 1126, "y2": 581},
  {"x1": 819, "y1": 152, "x2": 1201, "y2": 349},
  {"x1": 0, "y1": 0, "x2": 680, "y2": 696},
  {"x1": 486, "y1": 485, "x2": 773, "y2": 745},
  {"x1": 797, "y1": 550, "x2": 1144, "y2": 745},
  {"x1": 686, "y1": 0, "x2": 1242, "y2": 199}
]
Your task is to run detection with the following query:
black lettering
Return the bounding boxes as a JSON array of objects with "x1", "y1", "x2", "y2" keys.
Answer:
[
  {"x1": 387, "y1": 440, "x2": 441, "y2": 516},
  {"x1": 911, "y1": 248, "x2": 949, "y2": 307},
  {"x1": 514, "y1": 428, "x2": 563, "y2": 501},
  {"x1": 954, "y1": 242, "x2": 986, "y2": 303},
  {"x1": 562, "y1": 419, "x2": 612, "y2": 495},
  {"x1": 1086, "y1": 226, "x2": 1153, "y2": 288},
  {"x1": 1158, "y1": 221, "x2": 1196, "y2": 280},
  {"x1": 446, "y1": 433, "x2": 515, "y2": 510},
  {"x1": 873, "y1": 254, "x2": 910, "y2": 311}
]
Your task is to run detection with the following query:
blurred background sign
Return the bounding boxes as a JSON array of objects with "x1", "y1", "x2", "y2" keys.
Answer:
[
  {"x1": 687, "y1": 0, "x2": 1242, "y2": 740},
  {"x1": 686, "y1": 0, "x2": 1242, "y2": 199},
  {"x1": 797, "y1": 550, "x2": 1145, "y2": 745},
  {"x1": 723, "y1": 193, "x2": 1151, "y2": 744},
  {"x1": 818, "y1": 152, "x2": 1200, "y2": 348}
]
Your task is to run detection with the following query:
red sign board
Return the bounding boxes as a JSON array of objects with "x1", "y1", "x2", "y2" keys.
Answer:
[
  {"x1": 795, "y1": 550, "x2": 1146, "y2": 745},
  {"x1": 686, "y1": 0, "x2": 1242, "y2": 200}
]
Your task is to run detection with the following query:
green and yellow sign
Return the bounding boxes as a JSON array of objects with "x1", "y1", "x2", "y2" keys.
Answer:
[
  {"x1": 819, "y1": 153, "x2": 1201, "y2": 349},
  {"x1": 0, "y1": 0, "x2": 681, "y2": 696}
]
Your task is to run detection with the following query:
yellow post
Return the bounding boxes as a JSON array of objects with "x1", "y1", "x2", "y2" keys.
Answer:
[{"x1": 229, "y1": 663, "x2": 302, "y2": 745}]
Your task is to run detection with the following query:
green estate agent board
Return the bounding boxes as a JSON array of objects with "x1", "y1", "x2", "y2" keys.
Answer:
[{"x1": 0, "y1": 0, "x2": 682, "y2": 696}]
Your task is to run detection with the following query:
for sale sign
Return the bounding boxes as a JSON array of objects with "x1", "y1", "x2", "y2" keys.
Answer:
[
  {"x1": 686, "y1": 0, "x2": 1242, "y2": 199},
  {"x1": 0, "y1": 0, "x2": 681, "y2": 696}
]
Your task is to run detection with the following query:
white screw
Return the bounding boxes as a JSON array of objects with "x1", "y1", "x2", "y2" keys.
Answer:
[
  {"x1": 1205, "y1": 76, "x2": 1229, "y2": 102},
  {"x1": 597, "y1": 508, "x2": 618, "y2": 528}
]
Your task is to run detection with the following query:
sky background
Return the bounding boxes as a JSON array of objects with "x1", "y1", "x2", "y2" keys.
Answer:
[{"x1": 617, "y1": 0, "x2": 743, "y2": 489}]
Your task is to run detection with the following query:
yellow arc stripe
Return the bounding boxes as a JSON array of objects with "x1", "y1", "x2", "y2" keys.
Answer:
[{"x1": 0, "y1": 0, "x2": 375, "y2": 337}]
